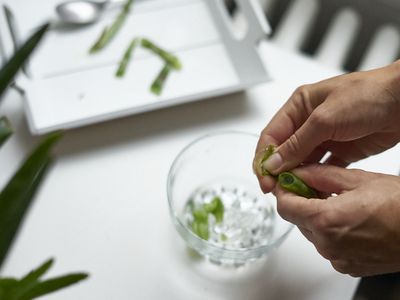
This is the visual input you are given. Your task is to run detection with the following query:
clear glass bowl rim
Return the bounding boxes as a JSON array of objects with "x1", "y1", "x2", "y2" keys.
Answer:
[{"x1": 167, "y1": 130, "x2": 294, "y2": 256}]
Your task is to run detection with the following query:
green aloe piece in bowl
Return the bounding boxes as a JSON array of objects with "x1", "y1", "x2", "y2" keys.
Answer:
[
  {"x1": 192, "y1": 220, "x2": 209, "y2": 241},
  {"x1": 204, "y1": 197, "x2": 224, "y2": 223},
  {"x1": 193, "y1": 208, "x2": 208, "y2": 222},
  {"x1": 190, "y1": 196, "x2": 225, "y2": 241}
]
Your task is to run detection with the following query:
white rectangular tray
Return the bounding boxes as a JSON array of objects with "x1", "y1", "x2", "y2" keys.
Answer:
[{"x1": 3, "y1": 0, "x2": 271, "y2": 134}]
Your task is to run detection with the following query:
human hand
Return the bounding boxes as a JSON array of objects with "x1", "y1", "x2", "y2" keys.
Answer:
[
  {"x1": 275, "y1": 164, "x2": 400, "y2": 277},
  {"x1": 254, "y1": 62, "x2": 400, "y2": 193}
]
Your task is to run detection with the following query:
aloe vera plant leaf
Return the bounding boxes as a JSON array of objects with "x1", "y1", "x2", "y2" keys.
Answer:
[
  {"x1": 0, "y1": 259, "x2": 88, "y2": 300},
  {"x1": 3, "y1": 6, "x2": 18, "y2": 54},
  {"x1": 0, "y1": 278, "x2": 18, "y2": 299},
  {"x1": 0, "y1": 158, "x2": 51, "y2": 270},
  {"x1": 141, "y1": 38, "x2": 181, "y2": 70},
  {"x1": 2, "y1": 260, "x2": 54, "y2": 300},
  {"x1": 0, "y1": 116, "x2": 13, "y2": 147},
  {"x1": 278, "y1": 172, "x2": 317, "y2": 199},
  {"x1": 89, "y1": 0, "x2": 134, "y2": 53},
  {"x1": 20, "y1": 259, "x2": 54, "y2": 284},
  {"x1": 3, "y1": 5, "x2": 29, "y2": 77},
  {"x1": 19, "y1": 273, "x2": 88, "y2": 300},
  {"x1": 0, "y1": 132, "x2": 62, "y2": 268},
  {"x1": 0, "y1": 278, "x2": 18, "y2": 289},
  {"x1": 0, "y1": 23, "x2": 48, "y2": 100},
  {"x1": 150, "y1": 64, "x2": 172, "y2": 96},
  {"x1": 1, "y1": 259, "x2": 55, "y2": 300},
  {"x1": 115, "y1": 38, "x2": 139, "y2": 77}
]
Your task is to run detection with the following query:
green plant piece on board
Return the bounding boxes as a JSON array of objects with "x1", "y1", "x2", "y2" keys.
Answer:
[
  {"x1": 150, "y1": 64, "x2": 172, "y2": 96},
  {"x1": 115, "y1": 38, "x2": 139, "y2": 77},
  {"x1": 89, "y1": 0, "x2": 134, "y2": 53},
  {"x1": 141, "y1": 38, "x2": 182, "y2": 70}
]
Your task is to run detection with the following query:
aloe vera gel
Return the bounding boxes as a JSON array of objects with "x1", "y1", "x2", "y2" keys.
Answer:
[
  {"x1": 256, "y1": 145, "x2": 318, "y2": 198},
  {"x1": 184, "y1": 183, "x2": 275, "y2": 249}
]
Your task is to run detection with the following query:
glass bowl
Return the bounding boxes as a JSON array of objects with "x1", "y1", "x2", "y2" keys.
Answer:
[{"x1": 167, "y1": 131, "x2": 293, "y2": 265}]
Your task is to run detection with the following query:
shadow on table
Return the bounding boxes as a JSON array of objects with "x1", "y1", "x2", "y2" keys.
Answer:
[
  {"x1": 164, "y1": 226, "x2": 336, "y2": 300},
  {"x1": 57, "y1": 91, "x2": 252, "y2": 156}
]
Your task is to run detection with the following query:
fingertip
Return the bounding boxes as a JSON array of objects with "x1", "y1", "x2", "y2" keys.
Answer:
[
  {"x1": 261, "y1": 152, "x2": 283, "y2": 174},
  {"x1": 257, "y1": 174, "x2": 276, "y2": 194}
]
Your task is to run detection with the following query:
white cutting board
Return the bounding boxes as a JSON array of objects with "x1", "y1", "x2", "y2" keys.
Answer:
[{"x1": 2, "y1": 0, "x2": 271, "y2": 134}]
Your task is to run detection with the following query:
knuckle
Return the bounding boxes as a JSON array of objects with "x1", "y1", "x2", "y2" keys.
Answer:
[
  {"x1": 331, "y1": 261, "x2": 350, "y2": 275},
  {"x1": 349, "y1": 272, "x2": 362, "y2": 278},
  {"x1": 291, "y1": 85, "x2": 314, "y2": 114},
  {"x1": 311, "y1": 212, "x2": 331, "y2": 233},
  {"x1": 316, "y1": 245, "x2": 339, "y2": 260},
  {"x1": 285, "y1": 133, "x2": 302, "y2": 156},
  {"x1": 353, "y1": 168, "x2": 376, "y2": 181},
  {"x1": 309, "y1": 107, "x2": 331, "y2": 129},
  {"x1": 293, "y1": 85, "x2": 311, "y2": 104},
  {"x1": 311, "y1": 209, "x2": 339, "y2": 236},
  {"x1": 350, "y1": 168, "x2": 366, "y2": 177}
]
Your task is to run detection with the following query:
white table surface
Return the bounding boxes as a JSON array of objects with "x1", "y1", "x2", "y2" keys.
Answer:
[{"x1": 2, "y1": 40, "x2": 400, "y2": 300}]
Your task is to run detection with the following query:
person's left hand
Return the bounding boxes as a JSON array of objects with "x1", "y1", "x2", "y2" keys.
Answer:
[{"x1": 275, "y1": 163, "x2": 400, "y2": 277}]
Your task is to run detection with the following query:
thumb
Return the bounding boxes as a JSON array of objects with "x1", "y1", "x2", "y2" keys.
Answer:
[
  {"x1": 262, "y1": 110, "x2": 332, "y2": 174},
  {"x1": 290, "y1": 164, "x2": 363, "y2": 194}
]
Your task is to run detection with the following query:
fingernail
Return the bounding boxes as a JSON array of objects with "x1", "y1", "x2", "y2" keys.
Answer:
[{"x1": 262, "y1": 152, "x2": 283, "y2": 173}]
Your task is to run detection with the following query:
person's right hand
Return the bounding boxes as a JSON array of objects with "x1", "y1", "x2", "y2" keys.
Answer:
[
  {"x1": 254, "y1": 61, "x2": 400, "y2": 193},
  {"x1": 274, "y1": 164, "x2": 400, "y2": 277}
]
